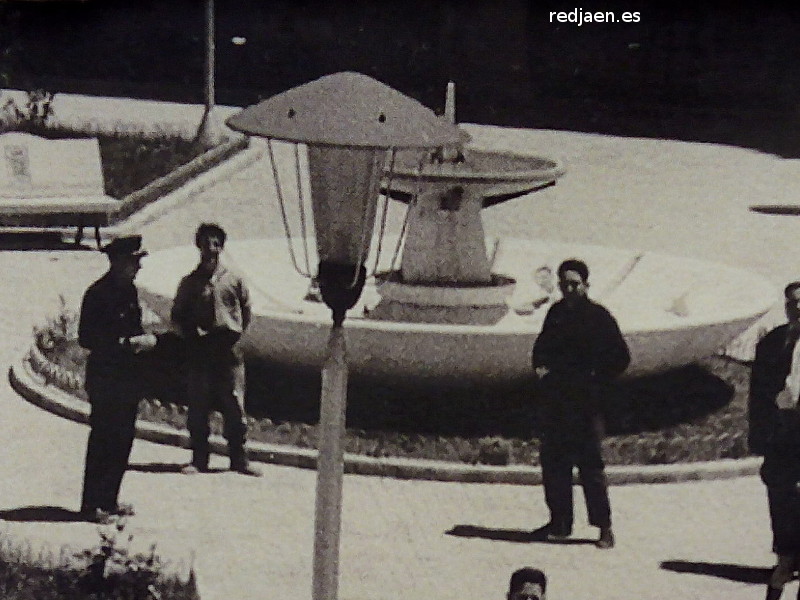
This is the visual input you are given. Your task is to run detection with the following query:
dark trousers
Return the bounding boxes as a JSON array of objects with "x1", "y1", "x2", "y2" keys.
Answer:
[
  {"x1": 537, "y1": 375, "x2": 611, "y2": 529},
  {"x1": 539, "y1": 416, "x2": 611, "y2": 530},
  {"x1": 766, "y1": 485, "x2": 800, "y2": 555},
  {"x1": 81, "y1": 372, "x2": 140, "y2": 512},
  {"x1": 762, "y1": 444, "x2": 800, "y2": 554},
  {"x1": 185, "y1": 346, "x2": 249, "y2": 469}
]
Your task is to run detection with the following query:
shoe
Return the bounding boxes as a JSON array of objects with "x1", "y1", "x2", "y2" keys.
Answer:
[
  {"x1": 81, "y1": 508, "x2": 114, "y2": 525},
  {"x1": 597, "y1": 526, "x2": 615, "y2": 549},
  {"x1": 181, "y1": 463, "x2": 208, "y2": 475},
  {"x1": 112, "y1": 503, "x2": 135, "y2": 517},
  {"x1": 765, "y1": 584, "x2": 783, "y2": 600},
  {"x1": 546, "y1": 526, "x2": 572, "y2": 542},
  {"x1": 232, "y1": 463, "x2": 262, "y2": 477},
  {"x1": 531, "y1": 521, "x2": 571, "y2": 541}
]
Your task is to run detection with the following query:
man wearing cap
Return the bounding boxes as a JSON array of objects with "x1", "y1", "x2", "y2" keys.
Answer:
[
  {"x1": 171, "y1": 223, "x2": 260, "y2": 476},
  {"x1": 78, "y1": 235, "x2": 157, "y2": 524},
  {"x1": 531, "y1": 258, "x2": 630, "y2": 549}
]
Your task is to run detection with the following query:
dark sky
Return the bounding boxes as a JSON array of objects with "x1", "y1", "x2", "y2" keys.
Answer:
[{"x1": 3, "y1": 1, "x2": 800, "y2": 155}]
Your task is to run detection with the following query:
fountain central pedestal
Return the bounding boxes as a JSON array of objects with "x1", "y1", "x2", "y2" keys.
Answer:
[{"x1": 369, "y1": 145, "x2": 564, "y2": 325}]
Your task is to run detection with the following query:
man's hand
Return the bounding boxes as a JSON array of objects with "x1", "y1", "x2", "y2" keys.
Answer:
[
  {"x1": 128, "y1": 333, "x2": 158, "y2": 354},
  {"x1": 776, "y1": 388, "x2": 798, "y2": 410},
  {"x1": 534, "y1": 366, "x2": 550, "y2": 380}
]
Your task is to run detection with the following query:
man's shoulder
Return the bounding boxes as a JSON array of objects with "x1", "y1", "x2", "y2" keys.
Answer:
[
  {"x1": 217, "y1": 264, "x2": 248, "y2": 287},
  {"x1": 586, "y1": 298, "x2": 618, "y2": 319},
  {"x1": 83, "y1": 272, "x2": 112, "y2": 298},
  {"x1": 758, "y1": 324, "x2": 790, "y2": 348},
  {"x1": 177, "y1": 266, "x2": 205, "y2": 286},
  {"x1": 586, "y1": 298, "x2": 607, "y2": 309}
]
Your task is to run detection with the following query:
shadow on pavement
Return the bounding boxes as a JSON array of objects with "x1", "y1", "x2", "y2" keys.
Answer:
[
  {"x1": 0, "y1": 505, "x2": 85, "y2": 522},
  {"x1": 660, "y1": 560, "x2": 774, "y2": 584},
  {"x1": 750, "y1": 205, "x2": 800, "y2": 216},
  {"x1": 0, "y1": 232, "x2": 95, "y2": 252},
  {"x1": 127, "y1": 462, "x2": 227, "y2": 474},
  {"x1": 446, "y1": 524, "x2": 595, "y2": 546}
]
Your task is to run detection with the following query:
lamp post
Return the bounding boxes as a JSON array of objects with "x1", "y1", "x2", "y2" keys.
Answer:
[
  {"x1": 199, "y1": 0, "x2": 224, "y2": 145},
  {"x1": 227, "y1": 72, "x2": 461, "y2": 600}
]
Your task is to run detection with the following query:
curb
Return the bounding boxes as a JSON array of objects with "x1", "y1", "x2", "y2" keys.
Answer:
[{"x1": 9, "y1": 350, "x2": 762, "y2": 486}]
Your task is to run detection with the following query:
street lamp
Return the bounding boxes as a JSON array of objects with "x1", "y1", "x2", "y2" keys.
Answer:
[
  {"x1": 226, "y1": 72, "x2": 462, "y2": 600},
  {"x1": 199, "y1": 0, "x2": 224, "y2": 145}
]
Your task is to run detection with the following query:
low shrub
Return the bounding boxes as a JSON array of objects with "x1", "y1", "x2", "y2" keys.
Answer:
[
  {"x1": 476, "y1": 436, "x2": 512, "y2": 466},
  {"x1": 0, "y1": 89, "x2": 54, "y2": 132},
  {"x1": 32, "y1": 302, "x2": 754, "y2": 467},
  {"x1": 98, "y1": 131, "x2": 209, "y2": 199},
  {"x1": 0, "y1": 524, "x2": 197, "y2": 600}
]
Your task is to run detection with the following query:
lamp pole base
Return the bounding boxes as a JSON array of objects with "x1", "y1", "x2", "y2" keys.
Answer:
[{"x1": 312, "y1": 323, "x2": 348, "y2": 600}]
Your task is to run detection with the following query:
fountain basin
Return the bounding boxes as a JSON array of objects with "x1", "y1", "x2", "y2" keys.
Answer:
[
  {"x1": 387, "y1": 148, "x2": 565, "y2": 204},
  {"x1": 136, "y1": 237, "x2": 776, "y2": 383}
]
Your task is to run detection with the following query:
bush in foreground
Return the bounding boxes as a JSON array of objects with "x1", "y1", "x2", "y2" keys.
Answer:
[{"x1": 0, "y1": 523, "x2": 197, "y2": 600}]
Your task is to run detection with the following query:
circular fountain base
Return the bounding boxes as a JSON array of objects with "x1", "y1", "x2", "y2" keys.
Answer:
[{"x1": 136, "y1": 237, "x2": 776, "y2": 383}]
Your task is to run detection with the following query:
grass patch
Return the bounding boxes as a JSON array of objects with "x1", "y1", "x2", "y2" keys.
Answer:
[
  {"x1": 97, "y1": 131, "x2": 209, "y2": 199},
  {"x1": 13, "y1": 123, "x2": 209, "y2": 200}
]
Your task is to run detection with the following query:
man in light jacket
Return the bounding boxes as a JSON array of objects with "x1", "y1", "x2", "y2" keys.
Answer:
[{"x1": 171, "y1": 223, "x2": 260, "y2": 477}]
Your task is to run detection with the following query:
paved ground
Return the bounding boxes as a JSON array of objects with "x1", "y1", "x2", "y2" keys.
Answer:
[{"x1": 3, "y1": 94, "x2": 800, "y2": 598}]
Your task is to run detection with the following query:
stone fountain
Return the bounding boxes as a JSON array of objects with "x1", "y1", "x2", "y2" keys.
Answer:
[{"x1": 136, "y1": 82, "x2": 776, "y2": 383}]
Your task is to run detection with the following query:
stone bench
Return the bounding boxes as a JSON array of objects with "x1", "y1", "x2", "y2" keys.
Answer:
[
  {"x1": 0, "y1": 132, "x2": 117, "y2": 246},
  {"x1": 0, "y1": 195, "x2": 118, "y2": 246}
]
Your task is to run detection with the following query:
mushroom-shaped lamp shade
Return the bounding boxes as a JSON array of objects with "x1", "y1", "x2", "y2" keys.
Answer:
[{"x1": 227, "y1": 72, "x2": 463, "y2": 323}]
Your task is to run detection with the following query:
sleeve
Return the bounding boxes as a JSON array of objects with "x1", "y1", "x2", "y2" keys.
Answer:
[
  {"x1": 749, "y1": 336, "x2": 778, "y2": 455},
  {"x1": 531, "y1": 306, "x2": 555, "y2": 371},
  {"x1": 77, "y1": 284, "x2": 128, "y2": 354},
  {"x1": 239, "y1": 277, "x2": 252, "y2": 332},
  {"x1": 170, "y1": 276, "x2": 191, "y2": 336},
  {"x1": 77, "y1": 286, "x2": 101, "y2": 351},
  {"x1": 594, "y1": 307, "x2": 630, "y2": 380}
]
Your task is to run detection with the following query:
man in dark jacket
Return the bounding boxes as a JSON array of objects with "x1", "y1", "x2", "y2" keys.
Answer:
[
  {"x1": 531, "y1": 259, "x2": 630, "y2": 549},
  {"x1": 78, "y1": 235, "x2": 157, "y2": 524},
  {"x1": 750, "y1": 281, "x2": 800, "y2": 600}
]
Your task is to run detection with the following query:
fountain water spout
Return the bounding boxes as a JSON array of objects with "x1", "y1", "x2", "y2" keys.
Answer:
[{"x1": 370, "y1": 83, "x2": 565, "y2": 325}]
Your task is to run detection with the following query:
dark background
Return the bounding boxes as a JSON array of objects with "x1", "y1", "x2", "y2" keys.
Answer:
[{"x1": 2, "y1": 0, "x2": 800, "y2": 156}]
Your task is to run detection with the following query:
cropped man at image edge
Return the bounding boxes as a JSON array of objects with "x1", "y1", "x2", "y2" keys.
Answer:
[
  {"x1": 507, "y1": 567, "x2": 547, "y2": 600},
  {"x1": 531, "y1": 258, "x2": 630, "y2": 549},
  {"x1": 78, "y1": 235, "x2": 158, "y2": 524},
  {"x1": 171, "y1": 223, "x2": 261, "y2": 477},
  {"x1": 749, "y1": 281, "x2": 800, "y2": 600}
]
